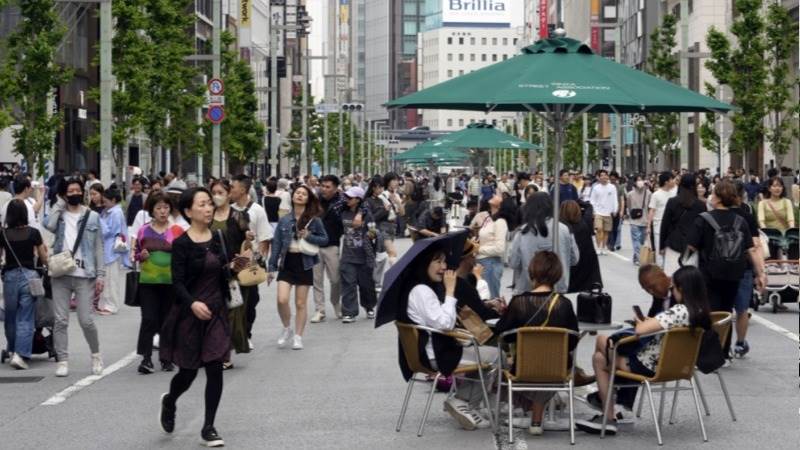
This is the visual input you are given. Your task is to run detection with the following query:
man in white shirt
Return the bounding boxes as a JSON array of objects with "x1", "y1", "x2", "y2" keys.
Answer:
[
  {"x1": 647, "y1": 171, "x2": 676, "y2": 266},
  {"x1": 230, "y1": 174, "x2": 274, "y2": 347},
  {"x1": 1, "y1": 176, "x2": 43, "y2": 231},
  {"x1": 589, "y1": 170, "x2": 618, "y2": 255},
  {"x1": 276, "y1": 178, "x2": 292, "y2": 217}
]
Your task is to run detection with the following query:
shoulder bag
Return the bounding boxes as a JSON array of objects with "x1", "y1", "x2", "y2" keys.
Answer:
[
  {"x1": 49, "y1": 210, "x2": 90, "y2": 278},
  {"x1": 456, "y1": 305, "x2": 493, "y2": 345},
  {"x1": 216, "y1": 230, "x2": 244, "y2": 309},
  {"x1": 236, "y1": 241, "x2": 268, "y2": 286},
  {"x1": 298, "y1": 220, "x2": 320, "y2": 256},
  {"x1": 2, "y1": 229, "x2": 45, "y2": 297},
  {"x1": 124, "y1": 262, "x2": 140, "y2": 307},
  {"x1": 629, "y1": 191, "x2": 647, "y2": 220}
]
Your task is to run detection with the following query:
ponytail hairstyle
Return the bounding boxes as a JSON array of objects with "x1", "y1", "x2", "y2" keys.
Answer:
[{"x1": 671, "y1": 266, "x2": 711, "y2": 332}]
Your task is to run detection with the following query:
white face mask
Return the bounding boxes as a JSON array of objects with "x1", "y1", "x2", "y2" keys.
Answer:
[
  {"x1": 212, "y1": 194, "x2": 227, "y2": 207},
  {"x1": 636, "y1": 180, "x2": 645, "y2": 189}
]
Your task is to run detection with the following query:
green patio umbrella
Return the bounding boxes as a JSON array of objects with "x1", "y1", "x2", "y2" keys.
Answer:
[
  {"x1": 422, "y1": 122, "x2": 539, "y2": 150},
  {"x1": 393, "y1": 142, "x2": 469, "y2": 162},
  {"x1": 385, "y1": 34, "x2": 733, "y2": 250}
]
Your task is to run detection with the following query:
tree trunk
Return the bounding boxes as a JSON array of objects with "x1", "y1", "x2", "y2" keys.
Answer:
[{"x1": 175, "y1": 139, "x2": 183, "y2": 177}]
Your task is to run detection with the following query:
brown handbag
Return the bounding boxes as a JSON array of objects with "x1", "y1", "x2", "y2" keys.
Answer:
[
  {"x1": 236, "y1": 241, "x2": 268, "y2": 287},
  {"x1": 457, "y1": 305, "x2": 494, "y2": 345}
]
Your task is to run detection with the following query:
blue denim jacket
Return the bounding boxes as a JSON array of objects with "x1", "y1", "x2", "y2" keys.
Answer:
[
  {"x1": 45, "y1": 201, "x2": 106, "y2": 279},
  {"x1": 268, "y1": 214, "x2": 328, "y2": 273},
  {"x1": 100, "y1": 204, "x2": 130, "y2": 266}
]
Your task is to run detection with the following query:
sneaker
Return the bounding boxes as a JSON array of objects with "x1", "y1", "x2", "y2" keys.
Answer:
[
  {"x1": 91, "y1": 353, "x2": 104, "y2": 375},
  {"x1": 342, "y1": 315, "x2": 356, "y2": 323},
  {"x1": 138, "y1": 357, "x2": 155, "y2": 374},
  {"x1": 310, "y1": 311, "x2": 326, "y2": 323},
  {"x1": 9, "y1": 353, "x2": 28, "y2": 370},
  {"x1": 575, "y1": 415, "x2": 617, "y2": 435},
  {"x1": 334, "y1": 303, "x2": 343, "y2": 319},
  {"x1": 733, "y1": 340, "x2": 750, "y2": 358},
  {"x1": 292, "y1": 335, "x2": 304, "y2": 350},
  {"x1": 201, "y1": 426, "x2": 224, "y2": 447},
  {"x1": 277, "y1": 328, "x2": 294, "y2": 348},
  {"x1": 444, "y1": 398, "x2": 477, "y2": 430},
  {"x1": 160, "y1": 361, "x2": 174, "y2": 372},
  {"x1": 160, "y1": 393, "x2": 176, "y2": 433},
  {"x1": 366, "y1": 309, "x2": 375, "y2": 319},
  {"x1": 528, "y1": 422, "x2": 544, "y2": 436},
  {"x1": 55, "y1": 361, "x2": 69, "y2": 377},
  {"x1": 222, "y1": 361, "x2": 234, "y2": 371},
  {"x1": 585, "y1": 392, "x2": 603, "y2": 412},
  {"x1": 153, "y1": 334, "x2": 160, "y2": 349},
  {"x1": 503, "y1": 416, "x2": 532, "y2": 429},
  {"x1": 247, "y1": 339, "x2": 254, "y2": 351}
]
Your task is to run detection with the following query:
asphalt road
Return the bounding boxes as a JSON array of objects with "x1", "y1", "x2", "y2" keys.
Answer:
[{"x1": 1, "y1": 225, "x2": 797, "y2": 449}]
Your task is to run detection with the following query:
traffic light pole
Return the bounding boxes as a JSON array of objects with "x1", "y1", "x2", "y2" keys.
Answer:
[
  {"x1": 211, "y1": 0, "x2": 221, "y2": 178},
  {"x1": 269, "y1": 25, "x2": 278, "y2": 176}
]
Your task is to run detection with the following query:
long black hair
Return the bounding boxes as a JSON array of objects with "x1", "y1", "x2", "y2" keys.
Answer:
[
  {"x1": 366, "y1": 175, "x2": 384, "y2": 198},
  {"x1": 493, "y1": 196, "x2": 518, "y2": 231},
  {"x1": 676, "y1": 173, "x2": 697, "y2": 209},
  {"x1": 410, "y1": 248, "x2": 447, "y2": 304},
  {"x1": 671, "y1": 266, "x2": 711, "y2": 331},
  {"x1": 522, "y1": 191, "x2": 552, "y2": 237}
]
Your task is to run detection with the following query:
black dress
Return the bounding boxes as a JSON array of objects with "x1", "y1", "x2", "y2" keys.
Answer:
[
  {"x1": 160, "y1": 235, "x2": 230, "y2": 369},
  {"x1": 567, "y1": 220, "x2": 602, "y2": 293}
]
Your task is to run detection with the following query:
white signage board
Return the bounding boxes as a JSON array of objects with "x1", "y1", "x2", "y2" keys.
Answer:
[{"x1": 441, "y1": 0, "x2": 521, "y2": 27}]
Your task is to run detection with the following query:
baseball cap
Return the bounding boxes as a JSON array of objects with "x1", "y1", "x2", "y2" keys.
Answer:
[{"x1": 343, "y1": 186, "x2": 365, "y2": 199}]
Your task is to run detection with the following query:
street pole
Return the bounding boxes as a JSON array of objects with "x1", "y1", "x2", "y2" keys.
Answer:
[
  {"x1": 349, "y1": 114, "x2": 355, "y2": 175},
  {"x1": 528, "y1": 114, "x2": 536, "y2": 174},
  {"x1": 542, "y1": 119, "x2": 548, "y2": 185},
  {"x1": 269, "y1": 25, "x2": 279, "y2": 177},
  {"x1": 582, "y1": 113, "x2": 588, "y2": 175},
  {"x1": 323, "y1": 112, "x2": 329, "y2": 175},
  {"x1": 338, "y1": 112, "x2": 343, "y2": 176},
  {"x1": 679, "y1": 0, "x2": 689, "y2": 170},
  {"x1": 360, "y1": 113, "x2": 366, "y2": 174},
  {"x1": 211, "y1": 0, "x2": 221, "y2": 178},
  {"x1": 99, "y1": 0, "x2": 113, "y2": 186},
  {"x1": 366, "y1": 120, "x2": 372, "y2": 175},
  {"x1": 301, "y1": 46, "x2": 309, "y2": 177}
]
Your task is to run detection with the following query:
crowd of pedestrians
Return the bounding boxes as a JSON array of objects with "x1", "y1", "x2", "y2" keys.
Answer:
[{"x1": 0, "y1": 162, "x2": 797, "y2": 446}]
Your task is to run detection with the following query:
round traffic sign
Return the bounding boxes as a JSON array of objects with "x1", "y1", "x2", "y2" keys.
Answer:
[
  {"x1": 207, "y1": 105, "x2": 225, "y2": 124},
  {"x1": 208, "y1": 78, "x2": 224, "y2": 95}
]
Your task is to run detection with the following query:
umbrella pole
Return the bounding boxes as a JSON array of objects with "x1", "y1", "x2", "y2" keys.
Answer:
[{"x1": 552, "y1": 106, "x2": 564, "y2": 256}]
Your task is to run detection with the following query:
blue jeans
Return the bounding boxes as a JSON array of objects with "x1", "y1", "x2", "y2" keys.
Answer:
[
  {"x1": 630, "y1": 225, "x2": 647, "y2": 263},
  {"x1": 3, "y1": 268, "x2": 37, "y2": 358},
  {"x1": 477, "y1": 257, "x2": 503, "y2": 298},
  {"x1": 734, "y1": 269, "x2": 754, "y2": 315}
]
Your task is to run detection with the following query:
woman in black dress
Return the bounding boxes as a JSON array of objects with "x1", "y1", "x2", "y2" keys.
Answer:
[
  {"x1": 159, "y1": 187, "x2": 245, "y2": 447},
  {"x1": 560, "y1": 200, "x2": 602, "y2": 293}
]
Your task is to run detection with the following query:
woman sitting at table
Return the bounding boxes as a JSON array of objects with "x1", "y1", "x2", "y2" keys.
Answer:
[
  {"x1": 575, "y1": 265, "x2": 711, "y2": 436},
  {"x1": 402, "y1": 247, "x2": 497, "y2": 431},
  {"x1": 493, "y1": 251, "x2": 579, "y2": 436}
]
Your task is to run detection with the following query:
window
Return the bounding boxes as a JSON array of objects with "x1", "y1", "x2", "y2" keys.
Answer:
[
  {"x1": 491, "y1": 119, "x2": 497, "y2": 126},
  {"x1": 458, "y1": 53, "x2": 464, "y2": 61},
  {"x1": 447, "y1": 37, "x2": 452, "y2": 44},
  {"x1": 403, "y1": 1, "x2": 417, "y2": 14},
  {"x1": 470, "y1": 37, "x2": 476, "y2": 45},
  {"x1": 481, "y1": 37, "x2": 487, "y2": 45},
  {"x1": 492, "y1": 54, "x2": 497, "y2": 61},
  {"x1": 447, "y1": 69, "x2": 453, "y2": 77},
  {"x1": 403, "y1": 22, "x2": 417, "y2": 34},
  {"x1": 458, "y1": 119, "x2": 464, "y2": 127},
  {"x1": 459, "y1": 37, "x2": 464, "y2": 45},
  {"x1": 502, "y1": 54, "x2": 508, "y2": 60},
  {"x1": 447, "y1": 118, "x2": 453, "y2": 127},
  {"x1": 481, "y1": 54, "x2": 487, "y2": 61},
  {"x1": 470, "y1": 119, "x2": 475, "y2": 124},
  {"x1": 492, "y1": 37, "x2": 498, "y2": 45},
  {"x1": 470, "y1": 53, "x2": 475, "y2": 61},
  {"x1": 447, "y1": 53, "x2": 453, "y2": 61},
  {"x1": 513, "y1": 38, "x2": 518, "y2": 45},
  {"x1": 502, "y1": 119, "x2": 508, "y2": 127},
  {"x1": 459, "y1": 70, "x2": 464, "y2": 75},
  {"x1": 502, "y1": 38, "x2": 508, "y2": 45}
]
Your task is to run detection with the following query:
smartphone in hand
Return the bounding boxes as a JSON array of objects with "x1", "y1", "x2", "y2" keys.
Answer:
[{"x1": 632, "y1": 305, "x2": 646, "y2": 321}]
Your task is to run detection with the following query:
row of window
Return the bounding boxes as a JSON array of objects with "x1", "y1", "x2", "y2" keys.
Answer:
[
  {"x1": 447, "y1": 53, "x2": 509, "y2": 63},
  {"x1": 446, "y1": 36, "x2": 518, "y2": 46},
  {"x1": 444, "y1": 118, "x2": 509, "y2": 127}
]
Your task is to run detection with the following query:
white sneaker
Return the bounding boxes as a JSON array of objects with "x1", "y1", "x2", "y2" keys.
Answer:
[
  {"x1": 528, "y1": 423, "x2": 544, "y2": 436},
  {"x1": 248, "y1": 339, "x2": 255, "y2": 351},
  {"x1": 153, "y1": 334, "x2": 160, "y2": 349},
  {"x1": 292, "y1": 335, "x2": 304, "y2": 350},
  {"x1": 277, "y1": 328, "x2": 294, "y2": 348},
  {"x1": 9, "y1": 353, "x2": 28, "y2": 370},
  {"x1": 334, "y1": 303, "x2": 343, "y2": 319},
  {"x1": 55, "y1": 361, "x2": 69, "y2": 377},
  {"x1": 310, "y1": 311, "x2": 326, "y2": 323},
  {"x1": 444, "y1": 398, "x2": 477, "y2": 430},
  {"x1": 91, "y1": 353, "x2": 104, "y2": 375}
]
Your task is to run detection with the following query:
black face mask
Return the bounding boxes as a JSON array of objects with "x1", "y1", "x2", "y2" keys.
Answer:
[{"x1": 66, "y1": 194, "x2": 83, "y2": 206}]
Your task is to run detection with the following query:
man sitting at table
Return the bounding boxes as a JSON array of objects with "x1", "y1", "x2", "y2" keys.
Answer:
[
  {"x1": 493, "y1": 251, "x2": 579, "y2": 437},
  {"x1": 638, "y1": 264, "x2": 676, "y2": 317}
]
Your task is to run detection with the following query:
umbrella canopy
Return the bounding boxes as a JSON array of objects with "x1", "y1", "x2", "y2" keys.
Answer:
[
  {"x1": 393, "y1": 142, "x2": 470, "y2": 162},
  {"x1": 418, "y1": 122, "x2": 539, "y2": 150},
  {"x1": 385, "y1": 37, "x2": 732, "y2": 114},
  {"x1": 374, "y1": 230, "x2": 469, "y2": 328}
]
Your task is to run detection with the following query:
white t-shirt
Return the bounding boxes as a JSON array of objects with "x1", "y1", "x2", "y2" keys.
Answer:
[
  {"x1": 277, "y1": 190, "x2": 292, "y2": 213},
  {"x1": 232, "y1": 200, "x2": 274, "y2": 243},
  {"x1": 648, "y1": 188, "x2": 677, "y2": 232},
  {"x1": 589, "y1": 182, "x2": 619, "y2": 216},
  {"x1": 0, "y1": 196, "x2": 39, "y2": 231},
  {"x1": 130, "y1": 209, "x2": 151, "y2": 240},
  {"x1": 63, "y1": 210, "x2": 90, "y2": 278}
]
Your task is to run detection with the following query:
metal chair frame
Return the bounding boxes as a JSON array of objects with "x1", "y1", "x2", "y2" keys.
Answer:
[
  {"x1": 395, "y1": 323, "x2": 496, "y2": 437},
  {"x1": 493, "y1": 326, "x2": 582, "y2": 445}
]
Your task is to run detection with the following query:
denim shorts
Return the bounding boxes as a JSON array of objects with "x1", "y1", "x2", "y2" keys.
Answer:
[{"x1": 734, "y1": 269, "x2": 754, "y2": 314}]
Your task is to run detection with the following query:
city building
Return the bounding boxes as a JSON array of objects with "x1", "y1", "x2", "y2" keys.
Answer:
[{"x1": 416, "y1": 27, "x2": 522, "y2": 131}]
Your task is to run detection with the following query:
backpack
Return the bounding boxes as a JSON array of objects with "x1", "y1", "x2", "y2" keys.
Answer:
[{"x1": 699, "y1": 212, "x2": 746, "y2": 280}]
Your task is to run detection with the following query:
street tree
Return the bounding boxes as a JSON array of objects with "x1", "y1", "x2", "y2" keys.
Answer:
[
  {"x1": 702, "y1": 0, "x2": 769, "y2": 171},
  {"x1": 0, "y1": 0, "x2": 72, "y2": 176},
  {"x1": 764, "y1": 2, "x2": 799, "y2": 168},
  {"x1": 642, "y1": 13, "x2": 680, "y2": 163}
]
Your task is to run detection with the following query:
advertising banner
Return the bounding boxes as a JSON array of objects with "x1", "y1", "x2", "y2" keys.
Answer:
[{"x1": 442, "y1": 0, "x2": 515, "y2": 26}]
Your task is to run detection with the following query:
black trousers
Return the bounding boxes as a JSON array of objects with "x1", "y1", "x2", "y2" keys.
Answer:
[
  {"x1": 242, "y1": 286, "x2": 259, "y2": 339},
  {"x1": 706, "y1": 276, "x2": 740, "y2": 355},
  {"x1": 167, "y1": 360, "x2": 223, "y2": 429},
  {"x1": 137, "y1": 283, "x2": 173, "y2": 358},
  {"x1": 340, "y1": 261, "x2": 377, "y2": 317}
]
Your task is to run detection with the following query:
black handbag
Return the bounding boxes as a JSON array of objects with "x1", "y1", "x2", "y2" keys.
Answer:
[
  {"x1": 124, "y1": 269, "x2": 140, "y2": 307},
  {"x1": 577, "y1": 283, "x2": 613, "y2": 324},
  {"x1": 696, "y1": 328, "x2": 726, "y2": 374}
]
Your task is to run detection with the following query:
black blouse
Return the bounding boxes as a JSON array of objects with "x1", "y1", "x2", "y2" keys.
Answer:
[
  {"x1": 494, "y1": 290, "x2": 579, "y2": 352},
  {"x1": 171, "y1": 233, "x2": 231, "y2": 308}
]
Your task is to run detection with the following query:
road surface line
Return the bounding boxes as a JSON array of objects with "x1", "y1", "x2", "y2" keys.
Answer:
[
  {"x1": 41, "y1": 351, "x2": 138, "y2": 406},
  {"x1": 750, "y1": 314, "x2": 799, "y2": 343},
  {"x1": 607, "y1": 251, "x2": 632, "y2": 262}
]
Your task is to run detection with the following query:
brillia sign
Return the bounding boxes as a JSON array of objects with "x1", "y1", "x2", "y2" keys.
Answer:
[{"x1": 448, "y1": 0, "x2": 506, "y2": 11}]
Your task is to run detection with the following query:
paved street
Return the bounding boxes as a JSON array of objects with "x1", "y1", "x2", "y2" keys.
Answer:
[{"x1": 1, "y1": 227, "x2": 798, "y2": 449}]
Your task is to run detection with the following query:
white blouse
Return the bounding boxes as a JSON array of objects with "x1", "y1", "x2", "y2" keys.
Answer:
[{"x1": 406, "y1": 284, "x2": 458, "y2": 362}]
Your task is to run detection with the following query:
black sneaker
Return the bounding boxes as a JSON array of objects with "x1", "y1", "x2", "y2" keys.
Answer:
[
  {"x1": 201, "y1": 426, "x2": 225, "y2": 447},
  {"x1": 366, "y1": 309, "x2": 375, "y2": 319},
  {"x1": 585, "y1": 392, "x2": 626, "y2": 420},
  {"x1": 342, "y1": 315, "x2": 356, "y2": 323},
  {"x1": 575, "y1": 414, "x2": 617, "y2": 435},
  {"x1": 159, "y1": 393, "x2": 176, "y2": 433},
  {"x1": 138, "y1": 357, "x2": 155, "y2": 374},
  {"x1": 733, "y1": 340, "x2": 750, "y2": 358},
  {"x1": 160, "y1": 360, "x2": 174, "y2": 372}
]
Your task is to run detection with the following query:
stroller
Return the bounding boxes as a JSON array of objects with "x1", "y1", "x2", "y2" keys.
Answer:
[
  {"x1": 754, "y1": 260, "x2": 799, "y2": 313},
  {"x1": 1, "y1": 290, "x2": 58, "y2": 363}
]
